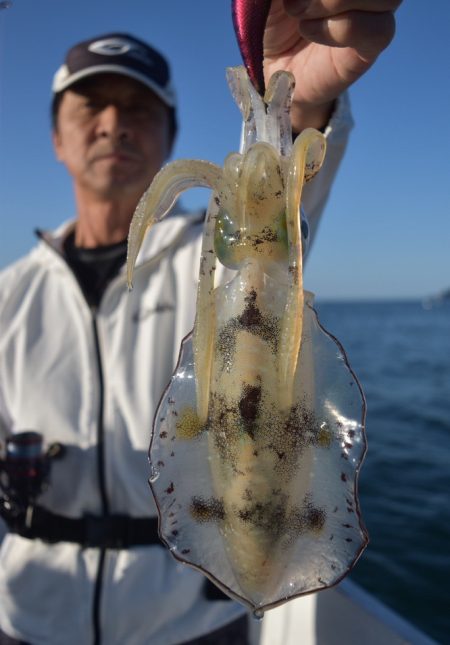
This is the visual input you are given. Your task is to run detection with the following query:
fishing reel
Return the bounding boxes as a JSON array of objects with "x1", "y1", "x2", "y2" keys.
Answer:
[{"x1": 0, "y1": 432, "x2": 64, "y2": 524}]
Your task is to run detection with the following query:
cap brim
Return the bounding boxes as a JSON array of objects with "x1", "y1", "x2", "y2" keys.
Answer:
[{"x1": 52, "y1": 64, "x2": 176, "y2": 108}]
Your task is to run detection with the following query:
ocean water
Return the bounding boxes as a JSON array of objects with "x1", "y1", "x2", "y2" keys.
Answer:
[{"x1": 314, "y1": 299, "x2": 450, "y2": 644}]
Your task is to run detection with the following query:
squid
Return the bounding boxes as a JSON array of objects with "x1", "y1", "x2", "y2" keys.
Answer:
[{"x1": 127, "y1": 66, "x2": 368, "y2": 615}]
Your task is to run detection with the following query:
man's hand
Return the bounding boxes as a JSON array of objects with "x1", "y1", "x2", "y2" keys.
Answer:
[{"x1": 264, "y1": 0, "x2": 402, "y2": 131}]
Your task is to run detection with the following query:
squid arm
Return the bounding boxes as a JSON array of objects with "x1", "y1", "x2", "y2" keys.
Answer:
[
  {"x1": 127, "y1": 160, "x2": 223, "y2": 289},
  {"x1": 127, "y1": 159, "x2": 227, "y2": 424},
  {"x1": 279, "y1": 129, "x2": 327, "y2": 410}
]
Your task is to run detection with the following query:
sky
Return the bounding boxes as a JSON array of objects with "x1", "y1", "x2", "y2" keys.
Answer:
[{"x1": 0, "y1": 1, "x2": 449, "y2": 300}]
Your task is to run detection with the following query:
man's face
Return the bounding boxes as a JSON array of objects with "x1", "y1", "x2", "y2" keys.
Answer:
[{"x1": 53, "y1": 74, "x2": 172, "y2": 202}]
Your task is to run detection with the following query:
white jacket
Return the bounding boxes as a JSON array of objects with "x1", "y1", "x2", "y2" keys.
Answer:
[{"x1": 0, "y1": 94, "x2": 353, "y2": 645}]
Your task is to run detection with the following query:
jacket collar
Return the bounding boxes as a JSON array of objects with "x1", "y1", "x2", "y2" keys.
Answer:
[{"x1": 35, "y1": 209, "x2": 205, "y2": 269}]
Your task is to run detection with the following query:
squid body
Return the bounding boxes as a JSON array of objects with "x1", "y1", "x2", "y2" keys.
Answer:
[{"x1": 127, "y1": 67, "x2": 368, "y2": 614}]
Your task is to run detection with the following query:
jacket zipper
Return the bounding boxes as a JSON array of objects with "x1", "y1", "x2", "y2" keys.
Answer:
[
  {"x1": 91, "y1": 310, "x2": 110, "y2": 515},
  {"x1": 91, "y1": 308, "x2": 110, "y2": 645},
  {"x1": 35, "y1": 235, "x2": 110, "y2": 644}
]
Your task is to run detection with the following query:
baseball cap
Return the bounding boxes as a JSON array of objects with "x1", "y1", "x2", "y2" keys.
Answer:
[{"x1": 52, "y1": 32, "x2": 177, "y2": 110}]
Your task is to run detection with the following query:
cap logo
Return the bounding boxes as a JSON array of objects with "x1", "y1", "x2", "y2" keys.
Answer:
[{"x1": 88, "y1": 37, "x2": 153, "y2": 65}]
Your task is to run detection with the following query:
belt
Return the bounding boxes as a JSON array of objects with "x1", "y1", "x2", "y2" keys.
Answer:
[
  {"x1": 5, "y1": 503, "x2": 233, "y2": 601},
  {"x1": 8, "y1": 504, "x2": 160, "y2": 549}
]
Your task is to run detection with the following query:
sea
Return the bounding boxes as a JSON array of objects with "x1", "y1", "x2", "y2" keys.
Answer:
[{"x1": 314, "y1": 299, "x2": 450, "y2": 645}]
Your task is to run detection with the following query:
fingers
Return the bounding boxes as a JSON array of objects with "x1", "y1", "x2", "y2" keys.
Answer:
[
  {"x1": 284, "y1": 0, "x2": 402, "y2": 19},
  {"x1": 283, "y1": 0, "x2": 400, "y2": 59},
  {"x1": 298, "y1": 10, "x2": 396, "y2": 60}
]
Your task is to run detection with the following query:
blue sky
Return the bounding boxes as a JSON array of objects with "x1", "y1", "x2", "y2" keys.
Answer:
[{"x1": 0, "y1": 1, "x2": 449, "y2": 299}]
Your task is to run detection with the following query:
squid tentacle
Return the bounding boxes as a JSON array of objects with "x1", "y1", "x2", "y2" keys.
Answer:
[
  {"x1": 127, "y1": 160, "x2": 223, "y2": 288},
  {"x1": 193, "y1": 197, "x2": 219, "y2": 423},
  {"x1": 278, "y1": 128, "x2": 327, "y2": 410},
  {"x1": 264, "y1": 71, "x2": 296, "y2": 156}
]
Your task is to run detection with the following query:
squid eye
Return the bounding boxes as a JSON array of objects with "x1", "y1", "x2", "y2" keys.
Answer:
[
  {"x1": 214, "y1": 209, "x2": 241, "y2": 269},
  {"x1": 300, "y1": 208, "x2": 309, "y2": 242},
  {"x1": 301, "y1": 208, "x2": 310, "y2": 256}
]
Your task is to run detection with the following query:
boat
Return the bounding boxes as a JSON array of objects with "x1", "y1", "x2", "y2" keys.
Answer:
[{"x1": 248, "y1": 579, "x2": 437, "y2": 644}]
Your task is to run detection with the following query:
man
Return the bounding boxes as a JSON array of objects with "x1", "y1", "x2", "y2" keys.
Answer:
[{"x1": 0, "y1": 2, "x2": 400, "y2": 643}]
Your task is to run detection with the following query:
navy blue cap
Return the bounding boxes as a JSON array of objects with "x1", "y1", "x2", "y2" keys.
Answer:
[{"x1": 52, "y1": 33, "x2": 176, "y2": 110}]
